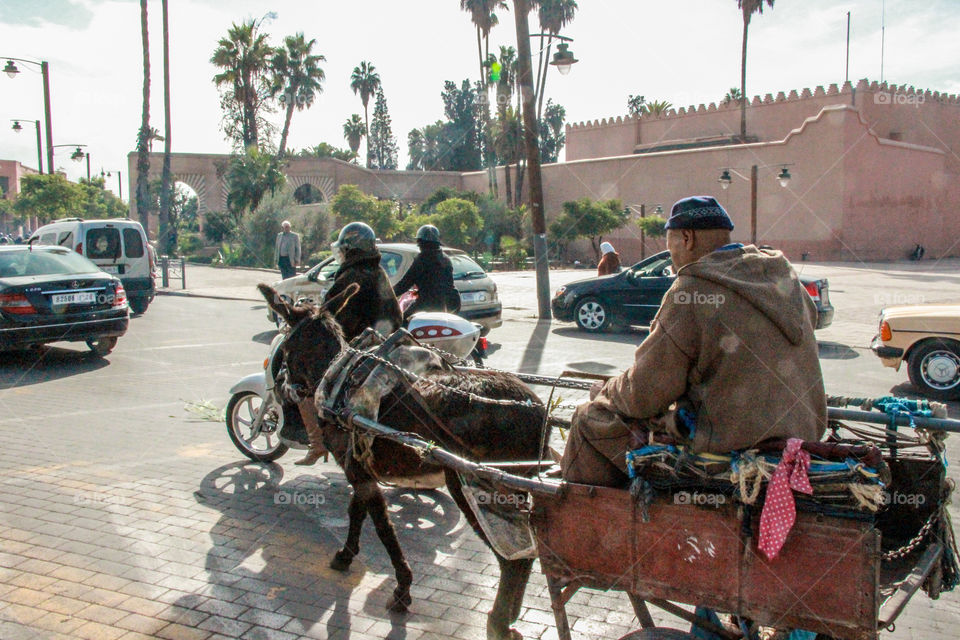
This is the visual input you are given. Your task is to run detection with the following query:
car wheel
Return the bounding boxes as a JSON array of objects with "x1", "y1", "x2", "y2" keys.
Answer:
[
  {"x1": 129, "y1": 298, "x2": 149, "y2": 314},
  {"x1": 907, "y1": 339, "x2": 960, "y2": 401},
  {"x1": 574, "y1": 297, "x2": 611, "y2": 333},
  {"x1": 86, "y1": 337, "x2": 118, "y2": 356}
]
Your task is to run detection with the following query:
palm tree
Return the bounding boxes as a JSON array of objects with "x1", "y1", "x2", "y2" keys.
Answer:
[
  {"x1": 159, "y1": 0, "x2": 173, "y2": 254},
  {"x1": 723, "y1": 87, "x2": 743, "y2": 105},
  {"x1": 343, "y1": 114, "x2": 365, "y2": 156},
  {"x1": 460, "y1": 1, "x2": 508, "y2": 87},
  {"x1": 135, "y1": 0, "x2": 151, "y2": 234},
  {"x1": 211, "y1": 19, "x2": 274, "y2": 149},
  {"x1": 737, "y1": 0, "x2": 775, "y2": 140},
  {"x1": 643, "y1": 99, "x2": 673, "y2": 117},
  {"x1": 535, "y1": 0, "x2": 577, "y2": 119},
  {"x1": 271, "y1": 33, "x2": 326, "y2": 157},
  {"x1": 350, "y1": 61, "x2": 381, "y2": 168}
]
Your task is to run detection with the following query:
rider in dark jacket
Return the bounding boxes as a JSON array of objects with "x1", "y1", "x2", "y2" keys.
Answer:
[
  {"x1": 292, "y1": 222, "x2": 402, "y2": 466},
  {"x1": 327, "y1": 222, "x2": 403, "y2": 340},
  {"x1": 393, "y1": 225, "x2": 460, "y2": 321}
]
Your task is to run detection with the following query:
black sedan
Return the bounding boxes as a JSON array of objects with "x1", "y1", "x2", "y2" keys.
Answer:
[
  {"x1": 552, "y1": 250, "x2": 834, "y2": 332},
  {"x1": 0, "y1": 245, "x2": 129, "y2": 355}
]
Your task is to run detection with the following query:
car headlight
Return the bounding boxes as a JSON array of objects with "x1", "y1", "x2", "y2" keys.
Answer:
[{"x1": 554, "y1": 286, "x2": 566, "y2": 298}]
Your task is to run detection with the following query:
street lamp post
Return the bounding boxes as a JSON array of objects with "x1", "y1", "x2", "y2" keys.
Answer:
[
  {"x1": 53, "y1": 144, "x2": 89, "y2": 179},
  {"x1": 10, "y1": 119, "x2": 43, "y2": 173},
  {"x1": 101, "y1": 169, "x2": 123, "y2": 201},
  {"x1": 718, "y1": 164, "x2": 792, "y2": 244},
  {"x1": 513, "y1": 1, "x2": 579, "y2": 319},
  {"x1": 3, "y1": 57, "x2": 54, "y2": 175}
]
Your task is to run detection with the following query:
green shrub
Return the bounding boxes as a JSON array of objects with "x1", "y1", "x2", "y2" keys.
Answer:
[{"x1": 177, "y1": 232, "x2": 204, "y2": 256}]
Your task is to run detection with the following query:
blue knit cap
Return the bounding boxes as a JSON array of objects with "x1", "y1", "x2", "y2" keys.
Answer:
[{"x1": 665, "y1": 196, "x2": 734, "y2": 231}]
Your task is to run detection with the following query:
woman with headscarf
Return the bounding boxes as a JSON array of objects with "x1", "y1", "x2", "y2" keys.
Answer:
[{"x1": 597, "y1": 241, "x2": 621, "y2": 276}]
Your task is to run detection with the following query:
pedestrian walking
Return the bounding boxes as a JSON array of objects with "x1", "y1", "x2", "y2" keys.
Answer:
[
  {"x1": 597, "y1": 241, "x2": 621, "y2": 276},
  {"x1": 274, "y1": 220, "x2": 301, "y2": 280}
]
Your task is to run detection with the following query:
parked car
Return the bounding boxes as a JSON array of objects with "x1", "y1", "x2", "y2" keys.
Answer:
[
  {"x1": 30, "y1": 218, "x2": 155, "y2": 314},
  {"x1": 552, "y1": 250, "x2": 834, "y2": 332},
  {"x1": 871, "y1": 304, "x2": 960, "y2": 400},
  {"x1": 0, "y1": 245, "x2": 129, "y2": 355},
  {"x1": 266, "y1": 243, "x2": 503, "y2": 333}
]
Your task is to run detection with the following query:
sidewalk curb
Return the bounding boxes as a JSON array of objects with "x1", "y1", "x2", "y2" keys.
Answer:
[{"x1": 156, "y1": 290, "x2": 261, "y2": 302}]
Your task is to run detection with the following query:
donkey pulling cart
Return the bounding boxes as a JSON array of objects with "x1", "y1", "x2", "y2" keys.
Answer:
[{"x1": 316, "y1": 330, "x2": 959, "y2": 640}]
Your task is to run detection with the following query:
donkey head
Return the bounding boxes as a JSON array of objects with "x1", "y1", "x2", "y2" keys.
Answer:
[{"x1": 258, "y1": 283, "x2": 360, "y2": 393}]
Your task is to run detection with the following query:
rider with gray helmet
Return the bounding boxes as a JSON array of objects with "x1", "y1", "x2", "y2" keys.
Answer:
[
  {"x1": 393, "y1": 224, "x2": 460, "y2": 320},
  {"x1": 326, "y1": 222, "x2": 402, "y2": 340}
]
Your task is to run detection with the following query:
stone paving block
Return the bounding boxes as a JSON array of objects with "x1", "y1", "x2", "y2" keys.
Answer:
[
  {"x1": 116, "y1": 595, "x2": 171, "y2": 618},
  {"x1": 72, "y1": 619, "x2": 129, "y2": 640},
  {"x1": 75, "y1": 602, "x2": 130, "y2": 625},
  {"x1": 156, "y1": 621, "x2": 213, "y2": 640},
  {"x1": 31, "y1": 610, "x2": 88, "y2": 636},
  {"x1": 75, "y1": 586, "x2": 130, "y2": 608},
  {"x1": 238, "y1": 606, "x2": 294, "y2": 630},
  {"x1": 0, "y1": 601, "x2": 48, "y2": 624},
  {"x1": 240, "y1": 626, "x2": 300, "y2": 640},
  {"x1": 115, "y1": 611, "x2": 167, "y2": 634},
  {"x1": 0, "y1": 585, "x2": 53, "y2": 607},
  {"x1": 197, "y1": 613, "x2": 252, "y2": 637},
  {"x1": 116, "y1": 580, "x2": 170, "y2": 600},
  {"x1": 36, "y1": 594, "x2": 89, "y2": 616},
  {"x1": 154, "y1": 603, "x2": 210, "y2": 627}
]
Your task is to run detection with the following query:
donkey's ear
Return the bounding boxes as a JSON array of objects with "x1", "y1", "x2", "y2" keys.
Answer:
[
  {"x1": 323, "y1": 282, "x2": 361, "y2": 317},
  {"x1": 258, "y1": 284, "x2": 294, "y2": 323}
]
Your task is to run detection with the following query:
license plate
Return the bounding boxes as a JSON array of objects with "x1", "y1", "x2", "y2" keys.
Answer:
[
  {"x1": 52, "y1": 291, "x2": 97, "y2": 305},
  {"x1": 101, "y1": 265, "x2": 120, "y2": 274},
  {"x1": 461, "y1": 291, "x2": 487, "y2": 303}
]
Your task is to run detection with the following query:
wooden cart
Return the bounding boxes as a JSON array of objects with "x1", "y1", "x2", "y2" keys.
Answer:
[{"x1": 323, "y1": 341, "x2": 956, "y2": 640}]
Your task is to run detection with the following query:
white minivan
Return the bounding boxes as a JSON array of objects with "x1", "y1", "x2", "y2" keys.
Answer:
[{"x1": 30, "y1": 218, "x2": 156, "y2": 314}]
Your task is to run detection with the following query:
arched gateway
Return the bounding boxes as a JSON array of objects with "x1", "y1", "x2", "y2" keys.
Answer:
[{"x1": 126, "y1": 152, "x2": 463, "y2": 228}]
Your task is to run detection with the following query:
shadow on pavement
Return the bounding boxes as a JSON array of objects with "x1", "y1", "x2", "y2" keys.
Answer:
[
  {"x1": 251, "y1": 329, "x2": 279, "y2": 345},
  {"x1": 551, "y1": 325, "x2": 649, "y2": 346},
  {"x1": 0, "y1": 345, "x2": 110, "y2": 389},
  {"x1": 818, "y1": 341, "x2": 860, "y2": 360},
  {"x1": 191, "y1": 461, "x2": 464, "y2": 638}
]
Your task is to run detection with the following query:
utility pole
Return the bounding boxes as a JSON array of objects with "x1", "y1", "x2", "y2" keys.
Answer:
[
  {"x1": 513, "y1": 0, "x2": 551, "y2": 319},
  {"x1": 845, "y1": 11, "x2": 851, "y2": 84}
]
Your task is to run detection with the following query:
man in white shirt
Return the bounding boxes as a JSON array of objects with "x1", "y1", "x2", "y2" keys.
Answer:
[{"x1": 274, "y1": 220, "x2": 301, "y2": 280}]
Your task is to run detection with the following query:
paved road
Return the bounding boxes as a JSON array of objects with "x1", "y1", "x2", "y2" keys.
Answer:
[{"x1": 1, "y1": 260, "x2": 958, "y2": 640}]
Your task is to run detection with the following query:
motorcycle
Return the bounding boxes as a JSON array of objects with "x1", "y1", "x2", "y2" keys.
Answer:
[{"x1": 226, "y1": 296, "x2": 489, "y2": 463}]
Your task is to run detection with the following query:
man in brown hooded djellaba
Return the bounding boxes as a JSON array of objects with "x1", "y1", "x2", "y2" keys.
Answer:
[{"x1": 562, "y1": 196, "x2": 827, "y2": 486}]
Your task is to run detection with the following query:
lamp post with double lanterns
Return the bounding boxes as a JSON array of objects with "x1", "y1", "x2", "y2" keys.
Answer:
[
  {"x1": 100, "y1": 169, "x2": 123, "y2": 201},
  {"x1": 717, "y1": 164, "x2": 792, "y2": 245},
  {"x1": 512, "y1": 0, "x2": 579, "y2": 319},
  {"x1": 53, "y1": 144, "x2": 90, "y2": 180},
  {"x1": 3, "y1": 57, "x2": 54, "y2": 175},
  {"x1": 10, "y1": 119, "x2": 43, "y2": 174}
]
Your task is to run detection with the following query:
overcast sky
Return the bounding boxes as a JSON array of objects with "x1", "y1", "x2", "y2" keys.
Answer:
[{"x1": 1, "y1": 0, "x2": 958, "y2": 200}]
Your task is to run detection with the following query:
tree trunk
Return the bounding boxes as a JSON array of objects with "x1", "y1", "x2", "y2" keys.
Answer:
[
  {"x1": 159, "y1": 0, "x2": 173, "y2": 255},
  {"x1": 503, "y1": 161, "x2": 513, "y2": 206},
  {"x1": 135, "y1": 0, "x2": 151, "y2": 237},
  {"x1": 278, "y1": 99, "x2": 295, "y2": 157},
  {"x1": 740, "y1": 15, "x2": 749, "y2": 142},
  {"x1": 363, "y1": 101, "x2": 371, "y2": 168}
]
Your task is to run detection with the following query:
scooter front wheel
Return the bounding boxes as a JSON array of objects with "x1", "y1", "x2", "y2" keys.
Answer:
[{"x1": 226, "y1": 391, "x2": 289, "y2": 462}]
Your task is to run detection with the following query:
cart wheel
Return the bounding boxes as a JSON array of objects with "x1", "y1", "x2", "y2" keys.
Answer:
[{"x1": 617, "y1": 630, "x2": 698, "y2": 640}]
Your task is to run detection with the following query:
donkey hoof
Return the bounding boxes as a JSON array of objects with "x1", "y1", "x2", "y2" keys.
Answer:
[
  {"x1": 329, "y1": 550, "x2": 354, "y2": 572},
  {"x1": 386, "y1": 588, "x2": 412, "y2": 613},
  {"x1": 487, "y1": 626, "x2": 523, "y2": 640}
]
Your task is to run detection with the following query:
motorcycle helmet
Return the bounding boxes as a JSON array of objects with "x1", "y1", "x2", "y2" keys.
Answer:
[
  {"x1": 415, "y1": 224, "x2": 440, "y2": 244},
  {"x1": 332, "y1": 222, "x2": 377, "y2": 258}
]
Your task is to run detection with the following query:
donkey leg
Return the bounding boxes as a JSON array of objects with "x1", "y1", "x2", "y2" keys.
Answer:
[
  {"x1": 330, "y1": 489, "x2": 367, "y2": 571},
  {"x1": 360, "y1": 480, "x2": 414, "y2": 613},
  {"x1": 443, "y1": 470, "x2": 531, "y2": 640}
]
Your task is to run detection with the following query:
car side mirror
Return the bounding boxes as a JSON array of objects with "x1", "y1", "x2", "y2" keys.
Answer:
[
  {"x1": 661, "y1": 266, "x2": 674, "y2": 277},
  {"x1": 306, "y1": 270, "x2": 318, "y2": 282}
]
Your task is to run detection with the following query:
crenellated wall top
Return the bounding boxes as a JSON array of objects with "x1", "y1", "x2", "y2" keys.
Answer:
[{"x1": 566, "y1": 79, "x2": 960, "y2": 131}]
